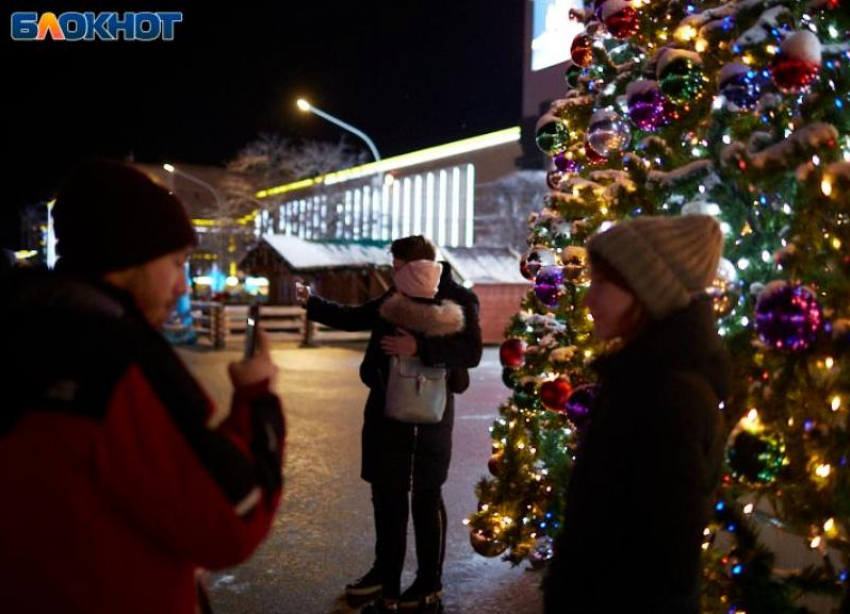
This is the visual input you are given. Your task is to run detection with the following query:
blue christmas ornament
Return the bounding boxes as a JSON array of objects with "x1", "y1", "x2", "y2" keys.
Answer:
[{"x1": 718, "y1": 63, "x2": 765, "y2": 111}]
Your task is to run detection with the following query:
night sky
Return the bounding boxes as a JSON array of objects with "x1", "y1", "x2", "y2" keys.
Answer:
[{"x1": 3, "y1": 1, "x2": 526, "y2": 246}]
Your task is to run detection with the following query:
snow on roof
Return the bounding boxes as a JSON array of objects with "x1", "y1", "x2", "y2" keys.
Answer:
[
  {"x1": 262, "y1": 234, "x2": 391, "y2": 270},
  {"x1": 440, "y1": 247, "x2": 530, "y2": 285}
]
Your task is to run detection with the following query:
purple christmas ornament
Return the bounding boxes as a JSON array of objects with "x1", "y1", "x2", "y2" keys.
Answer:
[
  {"x1": 534, "y1": 265, "x2": 566, "y2": 308},
  {"x1": 626, "y1": 79, "x2": 666, "y2": 132},
  {"x1": 565, "y1": 384, "x2": 599, "y2": 430},
  {"x1": 754, "y1": 282, "x2": 823, "y2": 351},
  {"x1": 554, "y1": 152, "x2": 580, "y2": 173}
]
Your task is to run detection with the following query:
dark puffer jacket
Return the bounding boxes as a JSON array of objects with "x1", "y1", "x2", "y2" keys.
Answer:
[
  {"x1": 306, "y1": 262, "x2": 482, "y2": 490},
  {"x1": 543, "y1": 300, "x2": 731, "y2": 614}
]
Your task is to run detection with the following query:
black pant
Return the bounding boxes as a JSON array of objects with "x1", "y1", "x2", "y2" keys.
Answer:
[{"x1": 371, "y1": 484, "x2": 447, "y2": 598}]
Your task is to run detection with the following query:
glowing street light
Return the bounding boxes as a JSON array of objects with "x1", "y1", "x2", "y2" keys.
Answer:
[{"x1": 296, "y1": 98, "x2": 381, "y2": 163}]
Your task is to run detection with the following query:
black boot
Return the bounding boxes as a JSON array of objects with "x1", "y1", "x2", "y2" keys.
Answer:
[
  {"x1": 398, "y1": 576, "x2": 443, "y2": 611},
  {"x1": 346, "y1": 566, "x2": 383, "y2": 599},
  {"x1": 360, "y1": 597, "x2": 400, "y2": 613}
]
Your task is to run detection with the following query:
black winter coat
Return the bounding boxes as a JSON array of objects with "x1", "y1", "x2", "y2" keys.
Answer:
[
  {"x1": 543, "y1": 300, "x2": 731, "y2": 614},
  {"x1": 306, "y1": 263, "x2": 482, "y2": 490}
]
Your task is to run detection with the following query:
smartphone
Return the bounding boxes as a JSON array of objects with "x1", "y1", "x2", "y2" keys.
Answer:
[{"x1": 244, "y1": 304, "x2": 260, "y2": 358}]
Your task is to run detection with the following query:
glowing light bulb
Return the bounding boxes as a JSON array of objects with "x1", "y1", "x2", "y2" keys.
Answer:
[
  {"x1": 675, "y1": 24, "x2": 698, "y2": 41},
  {"x1": 824, "y1": 518, "x2": 835, "y2": 533},
  {"x1": 810, "y1": 536, "x2": 822, "y2": 549},
  {"x1": 815, "y1": 464, "x2": 832, "y2": 478},
  {"x1": 821, "y1": 178, "x2": 833, "y2": 196},
  {"x1": 745, "y1": 409, "x2": 759, "y2": 427},
  {"x1": 826, "y1": 357, "x2": 835, "y2": 369},
  {"x1": 832, "y1": 396, "x2": 841, "y2": 411},
  {"x1": 743, "y1": 503, "x2": 754, "y2": 514}
]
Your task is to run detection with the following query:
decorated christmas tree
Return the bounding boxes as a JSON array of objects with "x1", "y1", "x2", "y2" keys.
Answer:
[{"x1": 466, "y1": 0, "x2": 850, "y2": 611}]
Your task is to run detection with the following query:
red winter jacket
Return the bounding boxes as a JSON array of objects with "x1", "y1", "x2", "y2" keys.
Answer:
[{"x1": 0, "y1": 272, "x2": 285, "y2": 614}]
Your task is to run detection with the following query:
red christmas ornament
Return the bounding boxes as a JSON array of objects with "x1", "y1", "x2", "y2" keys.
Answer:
[
  {"x1": 570, "y1": 33, "x2": 594, "y2": 68},
  {"x1": 771, "y1": 31, "x2": 822, "y2": 92},
  {"x1": 539, "y1": 378, "x2": 573, "y2": 413},
  {"x1": 585, "y1": 138, "x2": 608, "y2": 165},
  {"x1": 602, "y1": 0, "x2": 640, "y2": 39},
  {"x1": 499, "y1": 338, "x2": 528, "y2": 368},
  {"x1": 546, "y1": 170, "x2": 565, "y2": 191},
  {"x1": 488, "y1": 451, "x2": 503, "y2": 476}
]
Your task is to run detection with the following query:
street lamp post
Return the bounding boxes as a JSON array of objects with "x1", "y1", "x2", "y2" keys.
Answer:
[
  {"x1": 163, "y1": 163, "x2": 223, "y2": 208},
  {"x1": 296, "y1": 98, "x2": 381, "y2": 163},
  {"x1": 162, "y1": 163, "x2": 228, "y2": 282}
]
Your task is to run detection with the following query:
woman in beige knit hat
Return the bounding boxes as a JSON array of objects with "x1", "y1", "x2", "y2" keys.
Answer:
[{"x1": 544, "y1": 215, "x2": 731, "y2": 614}]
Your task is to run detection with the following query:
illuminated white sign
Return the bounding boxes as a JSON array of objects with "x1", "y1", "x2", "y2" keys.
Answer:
[{"x1": 531, "y1": 0, "x2": 586, "y2": 72}]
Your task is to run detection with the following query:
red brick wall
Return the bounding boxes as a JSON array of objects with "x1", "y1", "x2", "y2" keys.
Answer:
[{"x1": 473, "y1": 284, "x2": 531, "y2": 345}]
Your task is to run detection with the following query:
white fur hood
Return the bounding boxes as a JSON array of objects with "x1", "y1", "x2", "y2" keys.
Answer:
[{"x1": 379, "y1": 293, "x2": 465, "y2": 337}]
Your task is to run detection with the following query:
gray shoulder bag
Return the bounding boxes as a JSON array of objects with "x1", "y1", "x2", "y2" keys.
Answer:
[{"x1": 384, "y1": 355, "x2": 447, "y2": 424}]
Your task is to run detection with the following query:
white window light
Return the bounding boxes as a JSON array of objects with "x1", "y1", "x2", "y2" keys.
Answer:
[
  {"x1": 413, "y1": 175, "x2": 424, "y2": 236},
  {"x1": 438, "y1": 169, "x2": 448, "y2": 245},
  {"x1": 425, "y1": 172, "x2": 436, "y2": 240},
  {"x1": 402, "y1": 178, "x2": 412, "y2": 237},
  {"x1": 452, "y1": 167, "x2": 461, "y2": 246},
  {"x1": 465, "y1": 164, "x2": 475, "y2": 247},
  {"x1": 392, "y1": 180, "x2": 401, "y2": 240},
  {"x1": 381, "y1": 183, "x2": 391, "y2": 241}
]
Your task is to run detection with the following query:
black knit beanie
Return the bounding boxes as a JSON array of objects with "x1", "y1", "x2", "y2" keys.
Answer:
[{"x1": 53, "y1": 159, "x2": 197, "y2": 273}]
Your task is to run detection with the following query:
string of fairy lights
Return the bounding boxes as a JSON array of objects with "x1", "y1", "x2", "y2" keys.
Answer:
[{"x1": 467, "y1": 0, "x2": 848, "y2": 609}]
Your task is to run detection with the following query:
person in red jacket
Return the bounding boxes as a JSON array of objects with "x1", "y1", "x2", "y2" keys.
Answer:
[{"x1": 0, "y1": 159, "x2": 286, "y2": 614}]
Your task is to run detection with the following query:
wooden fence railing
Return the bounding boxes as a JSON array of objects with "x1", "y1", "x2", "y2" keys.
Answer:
[{"x1": 189, "y1": 302, "x2": 369, "y2": 348}]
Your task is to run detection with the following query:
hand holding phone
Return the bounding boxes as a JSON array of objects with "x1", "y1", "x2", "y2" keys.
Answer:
[
  {"x1": 244, "y1": 304, "x2": 260, "y2": 358},
  {"x1": 295, "y1": 280, "x2": 311, "y2": 306},
  {"x1": 230, "y1": 326, "x2": 278, "y2": 389}
]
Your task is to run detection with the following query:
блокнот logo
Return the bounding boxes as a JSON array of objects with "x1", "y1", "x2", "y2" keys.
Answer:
[{"x1": 11, "y1": 12, "x2": 182, "y2": 41}]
